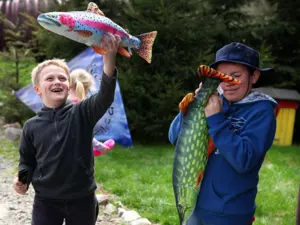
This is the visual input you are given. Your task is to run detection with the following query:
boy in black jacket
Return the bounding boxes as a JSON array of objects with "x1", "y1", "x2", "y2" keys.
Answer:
[{"x1": 13, "y1": 33, "x2": 121, "y2": 225}]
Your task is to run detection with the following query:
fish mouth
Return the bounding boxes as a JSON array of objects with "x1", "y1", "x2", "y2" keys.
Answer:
[{"x1": 37, "y1": 14, "x2": 61, "y2": 27}]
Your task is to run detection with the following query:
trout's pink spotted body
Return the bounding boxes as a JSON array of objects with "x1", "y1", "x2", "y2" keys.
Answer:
[{"x1": 37, "y1": 2, "x2": 157, "y2": 63}]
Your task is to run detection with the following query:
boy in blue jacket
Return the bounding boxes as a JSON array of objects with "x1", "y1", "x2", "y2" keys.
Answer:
[{"x1": 169, "y1": 42, "x2": 277, "y2": 225}]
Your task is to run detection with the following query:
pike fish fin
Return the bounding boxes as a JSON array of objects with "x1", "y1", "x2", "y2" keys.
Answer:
[
  {"x1": 207, "y1": 136, "x2": 216, "y2": 157},
  {"x1": 87, "y1": 2, "x2": 105, "y2": 16},
  {"x1": 196, "y1": 170, "x2": 204, "y2": 188},
  {"x1": 134, "y1": 31, "x2": 157, "y2": 63},
  {"x1": 179, "y1": 93, "x2": 195, "y2": 115}
]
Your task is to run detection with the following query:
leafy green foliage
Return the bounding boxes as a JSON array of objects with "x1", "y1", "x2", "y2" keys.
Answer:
[
  {"x1": 1, "y1": 0, "x2": 299, "y2": 142},
  {"x1": 0, "y1": 86, "x2": 35, "y2": 125},
  {"x1": 92, "y1": 0, "x2": 231, "y2": 140},
  {"x1": 0, "y1": 54, "x2": 35, "y2": 124}
]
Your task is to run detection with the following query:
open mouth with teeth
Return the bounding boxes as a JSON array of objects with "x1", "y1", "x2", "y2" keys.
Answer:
[{"x1": 51, "y1": 88, "x2": 63, "y2": 93}]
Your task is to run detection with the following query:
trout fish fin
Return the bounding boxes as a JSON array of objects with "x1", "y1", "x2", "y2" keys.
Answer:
[
  {"x1": 134, "y1": 31, "x2": 157, "y2": 63},
  {"x1": 91, "y1": 45, "x2": 107, "y2": 55},
  {"x1": 128, "y1": 47, "x2": 132, "y2": 55},
  {"x1": 75, "y1": 30, "x2": 93, "y2": 37},
  {"x1": 196, "y1": 170, "x2": 204, "y2": 188},
  {"x1": 179, "y1": 93, "x2": 195, "y2": 115},
  {"x1": 118, "y1": 47, "x2": 131, "y2": 58},
  {"x1": 87, "y1": 2, "x2": 105, "y2": 16},
  {"x1": 207, "y1": 136, "x2": 216, "y2": 157}
]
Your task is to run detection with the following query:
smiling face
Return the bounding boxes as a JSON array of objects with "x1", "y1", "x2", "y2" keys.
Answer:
[
  {"x1": 34, "y1": 65, "x2": 70, "y2": 108},
  {"x1": 217, "y1": 63, "x2": 260, "y2": 103}
]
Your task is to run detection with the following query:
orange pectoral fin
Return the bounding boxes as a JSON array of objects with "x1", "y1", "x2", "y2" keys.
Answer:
[
  {"x1": 118, "y1": 47, "x2": 131, "y2": 58},
  {"x1": 207, "y1": 137, "x2": 216, "y2": 157},
  {"x1": 75, "y1": 30, "x2": 93, "y2": 37},
  {"x1": 196, "y1": 170, "x2": 204, "y2": 188},
  {"x1": 92, "y1": 45, "x2": 107, "y2": 55},
  {"x1": 179, "y1": 92, "x2": 195, "y2": 115}
]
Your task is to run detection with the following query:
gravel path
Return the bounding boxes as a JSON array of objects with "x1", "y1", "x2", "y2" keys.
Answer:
[
  {"x1": 0, "y1": 119, "x2": 157, "y2": 225},
  {"x1": 0, "y1": 145, "x2": 127, "y2": 225}
]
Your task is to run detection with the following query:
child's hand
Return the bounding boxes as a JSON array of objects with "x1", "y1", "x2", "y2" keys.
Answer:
[
  {"x1": 102, "y1": 33, "x2": 121, "y2": 77},
  {"x1": 195, "y1": 83, "x2": 202, "y2": 95},
  {"x1": 13, "y1": 176, "x2": 28, "y2": 195},
  {"x1": 205, "y1": 93, "x2": 222, "y2": 117}
]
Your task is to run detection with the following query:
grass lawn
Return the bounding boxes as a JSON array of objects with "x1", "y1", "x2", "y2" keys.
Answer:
[
  {"x1": 95, "y1": 144, "x2": 300, "y2": 225},
  {"x1": 0, "y1": 135, "x2": 298, "y2": 225},
  {"x1": 255, "y1": 146, "x2": 300, "y2": 225},
  {"x1": 0, "y1": 138, "x2": 19, "y2": 162}
]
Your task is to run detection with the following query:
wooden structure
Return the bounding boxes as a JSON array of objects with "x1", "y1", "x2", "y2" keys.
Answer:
[
  {"x1": 0, "y1": 0, "x2": 56, "y2": 50},
  {"x1": 254, "y1": 87, "x2": 300, "y2": 146}
]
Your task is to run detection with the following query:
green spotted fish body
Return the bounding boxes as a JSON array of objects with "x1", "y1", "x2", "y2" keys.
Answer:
[{"x1": 172, "y1": 65, "x2": 241, "y2": 225}]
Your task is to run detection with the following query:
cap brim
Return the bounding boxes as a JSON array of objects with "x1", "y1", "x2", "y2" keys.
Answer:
[
  {"x1": 209, "y1": 60, "x2": 274, "y2": 87},
  {"x1": 209, "y1": 60, "x2": 273, "y2": 72}
]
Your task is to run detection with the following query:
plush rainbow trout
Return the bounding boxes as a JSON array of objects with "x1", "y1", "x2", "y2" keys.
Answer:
[
  {"x1": 172, "y1": 65, "x2": 241, "y2": 225},
  {"x1": 37, "y1": 2, "x2": 157, "y2": 63}
]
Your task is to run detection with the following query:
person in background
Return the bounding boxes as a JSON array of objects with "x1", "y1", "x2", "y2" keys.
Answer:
[{"x1": 68, "y1": 68, "x2": 115, "y2": 157}]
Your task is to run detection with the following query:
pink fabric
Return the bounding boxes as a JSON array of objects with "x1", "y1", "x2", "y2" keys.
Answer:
[
  {"x1": 71, "y1": 99, "x2": 115, "y2": 157},
  {"x1": 93, "y1": 139, "x2": 115, "y2": 157}
]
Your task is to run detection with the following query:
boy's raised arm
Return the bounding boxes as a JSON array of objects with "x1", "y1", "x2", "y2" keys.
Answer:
[{"x1": 78, "y1": 33, "x2": 121, "y2": 127}]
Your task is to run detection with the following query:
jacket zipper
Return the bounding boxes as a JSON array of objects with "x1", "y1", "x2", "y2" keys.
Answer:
[{"x1": 53, "y1": 110, "x2": 60, "y2": 140}]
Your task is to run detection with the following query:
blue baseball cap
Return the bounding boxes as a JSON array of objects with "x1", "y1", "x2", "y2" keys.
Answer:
[
  {"x1": 209, "y1": 42, "x2": 273, "y2": 86},
  {"x1": 210, "y1": 42, "x2": 273, "y2": 71}
]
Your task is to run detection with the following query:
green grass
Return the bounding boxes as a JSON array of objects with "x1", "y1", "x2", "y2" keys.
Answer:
[
  {"x1": 255, "y1": 146, "x2": 300, "y2": 225},
  {"x1": 0, "y1": 137, "x2": 299, "y2": 225},
  {"x1": 94, "y1": 144, "x2": 176, "y2": 225},
  {"x1": 0, "y1": 138, "x2": 19, "y2": 162},
  {"x1": 95, "y1": 144, "x2": 300, "y2": 225}
]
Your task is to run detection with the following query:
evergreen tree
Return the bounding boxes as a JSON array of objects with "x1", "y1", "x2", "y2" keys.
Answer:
[
  {"x1": 103, "y1": 0, "x2": 231, "y2": 140},
  {"x1": 33, "y1": 0, "x2": 300, "y2": 142}
]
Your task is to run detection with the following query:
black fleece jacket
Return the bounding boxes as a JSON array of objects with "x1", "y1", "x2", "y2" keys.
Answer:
[{"x1": 18, "y1": 72, "x2": 116, "y2": 199}]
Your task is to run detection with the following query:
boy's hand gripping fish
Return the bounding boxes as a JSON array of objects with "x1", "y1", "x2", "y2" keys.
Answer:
[
  {"x1": 37, "y1": 2, "x2": 157, "y2": 63},
  {"x1": 172, "y1": 65, "x2": 241, "y2": 225}
]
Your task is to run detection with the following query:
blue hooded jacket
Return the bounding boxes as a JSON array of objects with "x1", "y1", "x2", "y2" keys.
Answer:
[{"x1": 169, "y1": 91, "x2": 277, "y2": 215}]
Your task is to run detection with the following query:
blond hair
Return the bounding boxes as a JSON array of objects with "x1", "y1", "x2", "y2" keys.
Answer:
[
  {"x1": 31, "y1": 59, "x2": 70, "y2": 86},
  {"x1": 70, "y1": 69, "x2": 95, "y2": 100}
]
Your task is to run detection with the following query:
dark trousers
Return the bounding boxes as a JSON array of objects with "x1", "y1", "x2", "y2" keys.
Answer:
[{"x1": 32, "y1": 193, "x2": 99, "y2": 225}]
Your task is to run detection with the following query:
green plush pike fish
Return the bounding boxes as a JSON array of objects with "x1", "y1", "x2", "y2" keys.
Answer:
[{"x1": 172, "y1": 65, "x2": 241, "y2": 225}]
